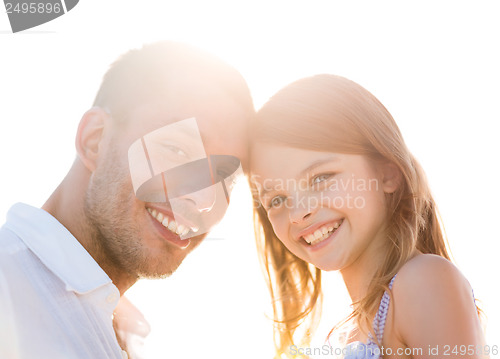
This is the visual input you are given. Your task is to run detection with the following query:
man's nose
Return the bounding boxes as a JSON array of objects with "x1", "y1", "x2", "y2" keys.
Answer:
[{"x1": 178, "y1": 185, "x2": 217, "y2": 213}]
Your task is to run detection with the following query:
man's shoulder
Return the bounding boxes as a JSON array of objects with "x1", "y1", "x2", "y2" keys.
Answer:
[
  {"x1": 0, "y1": 223, "x2": 56, "y2": 294},
  {"x1": 0, "y1": 225, "x2": 41, "y2": 291},
  {"x1": 0, "y1": 225, "x2": 28, "y2": 256}
]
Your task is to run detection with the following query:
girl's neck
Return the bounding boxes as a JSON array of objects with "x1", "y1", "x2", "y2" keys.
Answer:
[
  {"x1": 341, "y1": 243, "x2": 421, "y2": 303},
  {"x1": 341, "y1": 254, "x2": 380, "y2": 304},
  {"x1": 340, "y1": 231, "x2": 390, "y2": 303}
]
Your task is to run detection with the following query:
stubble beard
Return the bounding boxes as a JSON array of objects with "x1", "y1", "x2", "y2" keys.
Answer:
[{"x1": 83, "y1": 154, "x2": 182, "y2": 280}]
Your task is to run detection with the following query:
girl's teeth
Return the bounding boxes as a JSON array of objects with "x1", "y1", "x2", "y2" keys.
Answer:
[
  {"x1": 151, "y1": 209, "x2": 158, "y2": 217},
  {"x1": 304, "y1": 220, "x2": 343, "y2": 245},
  {"x1": 162, "y1": 217, "x2": 169, "y2": 227}
]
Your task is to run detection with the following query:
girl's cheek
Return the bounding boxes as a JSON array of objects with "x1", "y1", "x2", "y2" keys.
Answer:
[
  {"x1": 268, "y1": 212, "x2": 284, "y2": 237},
  {"x1": 320, "y1": 189, "x2": 348, "y2": 209}
]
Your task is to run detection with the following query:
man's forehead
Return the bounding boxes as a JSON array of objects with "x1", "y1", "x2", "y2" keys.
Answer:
[
  {"x1": 128, "y1": 96, "x2": 244, "y2": 129},
  {"x1": 120, "y1": 70, "x2": 251, "y2": 132}
]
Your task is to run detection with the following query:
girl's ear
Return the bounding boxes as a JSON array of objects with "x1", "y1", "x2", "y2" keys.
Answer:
[
  {"x1": 75, "y1": 107, "x2": 109, "y2": 172},
  {"x1": 380, "y1": 162, "x2": 402, "y2": 194}
]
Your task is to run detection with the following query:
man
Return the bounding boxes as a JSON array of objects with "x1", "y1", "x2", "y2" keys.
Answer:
[{"x1": 0, "y1": 41, "x2": 254, "y2": 358}]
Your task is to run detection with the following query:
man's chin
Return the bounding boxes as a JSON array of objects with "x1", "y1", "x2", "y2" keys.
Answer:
[
  {"x1": 136, "y1": 232, "x2": 208, "y2": 279},
  {"x1": 137, "y1": 249, "x2": 194, "y2": 279},
  {"x1": 138, "y1": 271, "x2": 173, "y2": 280},
  {"x1": 137, "y1": 262, "x2": 179, "y2": 280}
]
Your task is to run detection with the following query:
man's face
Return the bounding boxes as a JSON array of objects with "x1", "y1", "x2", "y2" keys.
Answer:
[{"x1": 84, "y1": 76, "x2": 250, "y2": 278}]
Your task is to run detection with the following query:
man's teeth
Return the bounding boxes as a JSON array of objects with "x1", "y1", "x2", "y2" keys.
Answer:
[
  {"x1": 303, "y1": 220, "x2": 343, "y2": 245},
  {"x1": 147, "y1": 208, "x2": 191, "y2": 237}
]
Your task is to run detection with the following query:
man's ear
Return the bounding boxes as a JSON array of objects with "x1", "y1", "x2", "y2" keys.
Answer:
[
  {"x1": 380, "y1": 161, "x2": 402, "y2": 194},
  {"x1": 75, "y1": 107, "x2": 109, "y2": 172}
]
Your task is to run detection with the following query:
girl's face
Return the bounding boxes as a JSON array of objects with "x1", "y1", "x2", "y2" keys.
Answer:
[{"x1": 251, "y1": 143, "x2": 397, "y2": 271}]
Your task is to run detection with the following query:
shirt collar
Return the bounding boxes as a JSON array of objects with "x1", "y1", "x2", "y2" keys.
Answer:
[{"x1": 4, "y1": 203, "x2": 113, "y2": 294}]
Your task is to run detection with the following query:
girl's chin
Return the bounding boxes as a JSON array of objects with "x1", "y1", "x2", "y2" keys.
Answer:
[
  {"x1": 315, "y1": 264, "x2": 342, "y2": 272},
  {"x1": 307, "y1": 254, "x2": 346, "y2": 271}
]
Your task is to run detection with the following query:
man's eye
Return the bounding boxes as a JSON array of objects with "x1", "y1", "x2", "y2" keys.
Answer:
[
  {"x1": 311, "y1": 173, "x2": 334, "y2": 185},
  {"x1": 165, "y1": 145, "x2": 187, "y2": 157},
  {"x1": 268, "y1": 196, "x2": 286, "y2": 209}
]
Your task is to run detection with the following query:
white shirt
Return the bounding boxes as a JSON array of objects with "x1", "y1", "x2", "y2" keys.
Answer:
[{"x1": 0, "y1": 203, "x2": 127, "y2": 359}]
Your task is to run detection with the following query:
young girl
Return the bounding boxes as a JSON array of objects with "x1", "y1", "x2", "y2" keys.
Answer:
[{"x1": 249, "y1": 75, "x2": 487, "y2": 358}]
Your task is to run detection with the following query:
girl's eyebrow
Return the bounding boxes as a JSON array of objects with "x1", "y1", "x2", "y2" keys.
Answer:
[
  {"x1": 259, "y1": 186, "x2": 279, "y2": 199},
  {"x1": 298, "y1": 156, "x2": 340, "y2": 177}
]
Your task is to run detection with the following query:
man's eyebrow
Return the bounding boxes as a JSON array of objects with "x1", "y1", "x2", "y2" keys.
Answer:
[
  {"x1": 257, "y1": 156, "x2": 340, "y2": 198},
  {"x1": 144, "y1": 119, "x2": 204, "y2": 150},
  {"x1": 166, "y1": 120, "x2": 200, "y2": 139}
]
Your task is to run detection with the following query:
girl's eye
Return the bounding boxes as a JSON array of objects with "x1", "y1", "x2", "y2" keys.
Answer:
[
  {"x1": 311, "y1": 173, "x2": 334, "y2": 185},
  {"x1": 268, "y1": 195, "x2": 287, "y2": 209}
]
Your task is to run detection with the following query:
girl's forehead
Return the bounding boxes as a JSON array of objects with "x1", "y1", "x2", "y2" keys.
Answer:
[{"x1": 250, "y1": 144, "x2": 343, "y2": 179}]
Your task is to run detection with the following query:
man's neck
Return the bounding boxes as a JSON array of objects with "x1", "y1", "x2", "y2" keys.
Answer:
[{"x1": 42, "y1": 159, "x2": 137, "y2": 295}]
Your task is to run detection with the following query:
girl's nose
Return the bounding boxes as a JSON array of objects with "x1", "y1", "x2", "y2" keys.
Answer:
[{"x1": 288, "y1": 192, "x2": 315, "y2": 224}]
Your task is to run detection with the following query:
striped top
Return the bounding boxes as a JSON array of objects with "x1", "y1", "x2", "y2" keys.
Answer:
[{"x1": 343, "y1": 275, "x2": 397, "y2": 359}]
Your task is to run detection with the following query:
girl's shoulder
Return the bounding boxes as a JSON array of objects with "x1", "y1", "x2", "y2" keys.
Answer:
[
  {"x1": 394, "y1": 253, "x2": 469, "y2": 291},
  {"x1": 392, "y1": 253, "x2": 472, "y2": 303},
  {"x1": 389, "y1": 253, "x2": 478, "y2": 344}
]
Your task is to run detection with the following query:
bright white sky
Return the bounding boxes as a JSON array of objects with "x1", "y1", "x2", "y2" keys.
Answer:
[{"x1": 1, "y1": 1, "x2": 499, "y2": 358}]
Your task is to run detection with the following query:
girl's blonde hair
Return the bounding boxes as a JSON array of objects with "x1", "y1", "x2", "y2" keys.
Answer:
[{"x1": 250, "y1": 74, "x2": 459, "y2": 358}]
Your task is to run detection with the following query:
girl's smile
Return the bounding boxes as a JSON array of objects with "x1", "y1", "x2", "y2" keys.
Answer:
[
  {"x1": 297, "y1": 217, "x2": 344, "y2": 246},
  {"x1": 297, "y1": 218, "x2": 345, "y2": 252}
]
